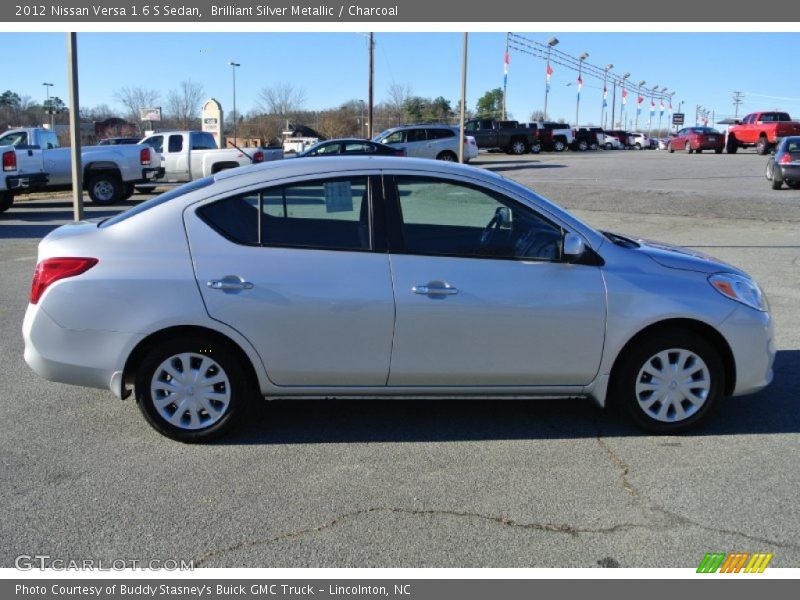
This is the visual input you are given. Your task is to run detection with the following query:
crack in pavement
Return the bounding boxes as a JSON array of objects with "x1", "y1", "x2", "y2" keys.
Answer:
[
  {"x1": 194, "y1": 507, "x2": 647, "y2": 566},
  {"x1": 595, "y1": 435, "x2": 638, "y2": 497}
]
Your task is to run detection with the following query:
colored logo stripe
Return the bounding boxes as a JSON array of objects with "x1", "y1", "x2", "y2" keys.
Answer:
[
  {"x1": 697, "y1": 553, "x2": 726, "y2": 573},
  {"x1": 745, "y1": 553, "x2": 773, "y2": 573},
  {"x1": 697, "y1": 552, "x2": 773, "y2": 573}
]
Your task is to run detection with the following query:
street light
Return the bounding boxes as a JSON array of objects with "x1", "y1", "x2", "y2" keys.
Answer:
[
  {"x1": 228, "y1": 61, "x2": 240, "y2": 148},
  {"x1": 635, "y1": 80, "x2": 645, "y2": 131},
  {"x1": 575, "y1": 52, "x2": 589, "y2": 126},
  {"x1": 600, "y1": 63, "x2": 613, "y2": 128},
  {"x1": 43, "y1": 82, "x2": 54, "y2": 129},
  {"x1": 543, "y1": 37, "x2": 558, "y2": 121}
]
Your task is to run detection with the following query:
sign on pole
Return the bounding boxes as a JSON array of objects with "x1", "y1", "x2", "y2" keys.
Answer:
[
  {"x1": 672, "y1": 112, "x2": 685, "y2": 125},
  {"x1": 139, "y1": 107, "x2": 162, "y2": 122}
]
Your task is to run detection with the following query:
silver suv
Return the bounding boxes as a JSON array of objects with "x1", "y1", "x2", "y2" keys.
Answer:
[{"x1": 373, "y1": 125, "x2": 478, "y2": 162}]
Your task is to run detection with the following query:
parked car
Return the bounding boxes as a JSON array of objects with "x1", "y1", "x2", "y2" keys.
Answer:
[
  {"x1": 602, "y1": 134, "x2": 625, "y2": 150},
  {"x1": 572, "y1": 127, "x2": 605, "y2": 151},
  {"x1": 604, "y1": 130, "x2": 633, "y2": 149},
  {"x1": 372, "y1": 125, "x2": 478, "y2": 162},
  {"x1": 296, "y1": 138, "x2": 405, "y2": 158},
  {"x1": 97, "y1": 137, "x2": 142, "y2": 146},
  {"x1": 657, "y1": 138, "x2": 670, "y2": 151},
  {"x1": 765, "y1": 136, "x2": 800, "y2": 190},
  {"x1": 464, "y1": 119, "x2": 541, "y2": 154},
  {"x1": 0, "y1": 127, "x2": 163, "y2": 204},
  {"x1": 1, "y1": 144, "x2": 49, "y2": 213},
  {"x1": 726, "y1": 112, "x2": 800, "y2": 155},
  {"x1": 23, "y1": 157, "x2": 774, "y2": 441},
  {"x1": 668, "y1": 127, "x2": 725, "y2": 154},
  {"x1": 536, "y1": 122, "x2": 573, "y2": 152},
  {"x1": 629, "y1": 132, "x2": 650, "y2": 150}
]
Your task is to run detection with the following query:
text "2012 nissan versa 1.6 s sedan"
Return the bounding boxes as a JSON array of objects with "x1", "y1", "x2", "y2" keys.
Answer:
[{"x1": 23, "y1": 157, "x2": 774, "y2": 442}]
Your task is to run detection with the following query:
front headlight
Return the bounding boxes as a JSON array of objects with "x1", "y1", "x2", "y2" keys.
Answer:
[{"x1": 708, "y1": 273, "x2": 768, "y2": 312}]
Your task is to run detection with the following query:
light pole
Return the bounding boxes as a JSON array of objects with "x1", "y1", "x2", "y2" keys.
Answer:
[
  {"x1": 575, "y1": 52, "x2": 589, "y2": 126},
  {"x1": 43, "y1": 82, "x2": 54, "y2": 129},
  {"x1": 618, "y1": 72, "x2": 630, "y2": 130},
  {"x1": 657, "y1": 87, "x2": 667, "y2": 137},
  {"x1": 635, "y1": 80, "x2": 645, "y2": 131},
  {"x1": 648, "y1": 84, "x2": 658, "y2": 136},
  {"x1": 228, "y1": 61, "x2": 240, "y2": 148},
  {"x1": 543, "y1": 37, "x2": 558, "y2": 121},
  {"x1": 600, "y1": 64, "x2": 613, "y2": 128}
]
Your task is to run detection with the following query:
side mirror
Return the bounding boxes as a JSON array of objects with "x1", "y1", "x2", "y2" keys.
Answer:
[
  {"x1": 495, "y1": 206, "x2": 512, "y2": 229},
  {"x1": 563, "y1": 232, "x2": 586, "y2": 261}
]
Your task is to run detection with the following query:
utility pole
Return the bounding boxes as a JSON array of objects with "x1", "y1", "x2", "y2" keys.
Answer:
[
  {"x1": 732, "y1": 91, "x2": 743, "y2": 119},
  {"x1": 368, "y1": 33, "x2": 374, "y2": 138},
  {"x1": 459, "y1": 33, "x2": 468, "y2": 163},
  {"x1": 228, "y1": 61, "x2": 240, "y2": 147},
  {"x1": 502, "y1": 32, "x2": 509, "y2": 121},
  {"x1": 66, "y1": 33, "x2": 83, "y2": 222}
]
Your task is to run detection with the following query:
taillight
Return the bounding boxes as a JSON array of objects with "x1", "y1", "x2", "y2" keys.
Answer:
[
  {"x1": 253, "y1": 151, "x2": 265, "y2": 163},
  {"x1": 3, "y1": 150, "x2": 16, "y2": 172},
  {"x1": 140, "y1": 147, "x2": 151, "y2": 166},
  {"x1": 779, "y1": 153, "x2": 792, "y2": 164},
  {"x1": 30, "y1": 257, "x2": 98, "y2": 304}
]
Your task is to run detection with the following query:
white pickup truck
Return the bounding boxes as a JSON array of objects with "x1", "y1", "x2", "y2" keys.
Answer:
[
  {"x1": 0, "y1": 127, "x2": 164, "y2": 204},
  {"x1": 138, "y1": 131, "x2": 283, "y2": 189},
  {"x1": 1, "y1": 144, "x2": 49, "y2": 213}
]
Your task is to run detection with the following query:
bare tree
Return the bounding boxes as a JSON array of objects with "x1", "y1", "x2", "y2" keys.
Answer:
[
  {"x1": 167, "y1": 80, "x2": 205, "y2": 130},
  {"x1": 529, "y1": 110, "x2": 546, "y2": 122},
  {"x1": 113, "y1": 86, "x2": 161, "y2": 130},
  {"x1": 384, "y1": 83, "x2": 412, "y2": 125},
  {"x1": 257, "y1": 83, "x2": 307, "y2": 118}
]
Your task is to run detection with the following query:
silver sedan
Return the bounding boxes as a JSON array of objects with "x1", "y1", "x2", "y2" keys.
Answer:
[{"x1": 23, "y1": 157, "x2": 774, "y2": 441}]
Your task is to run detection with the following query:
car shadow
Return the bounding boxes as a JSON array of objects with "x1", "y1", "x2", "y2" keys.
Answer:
[
  {"x1": 216, "y1": 349, "x2": 800, "y2": 445},
  {"x1": 483, "y1": 163, "x2": 567, "y2": 174}
]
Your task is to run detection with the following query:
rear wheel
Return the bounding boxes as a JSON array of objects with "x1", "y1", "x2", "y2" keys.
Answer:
[
  {"x1": 509, "y1": 139, "x2": 529, "y2": 155},
  {"x1": 0, "y1": 191, "x2": 13, "y2": 213},
  {"x1": 553, "y1": 138, "x2": 567, "y2": 152},
  {"x1": 530, "y1": 141, "x2": 542, "y2": 154},
  {"x1": 768, "y1": 162, "x2": 783, "y2": 189},
  {"x1": 726, "y1": 135, "x2": 738, "y2": 154},
  {"x1": 590, "y1": 142, "x2": 599, "y2": 151},
  {"x1": 696, "y1": 148, "x2": 703, "y2": 154},
  {"x1": 577, "y1": 140, "x2": 589, "y2": 151},
  {"x1": 756, "y1": 136, "x2": 770, "y2": 156},
  {"x1": 667, "y1": 143, "x2": 674, "y2": 154},
  {"x1": 436, "y1": 150, "x2": 458, "y2": 162},
  {"x1": 86, "y1": 172, "x2": 122, "y2": 205},
  {"x1": 605, "y1": 142, "x2": 613, "y2": 150},
  {"x1": 610, "y1": 330, "x2": 724, "y2": 433},
  {"x1": 135, "y1": 336, "x2": 250, "y2": 442}
]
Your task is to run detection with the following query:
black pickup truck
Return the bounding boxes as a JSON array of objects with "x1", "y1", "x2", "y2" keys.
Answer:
[{"x1": 464, "y1": 119, "x2": 542, "y2": 154}]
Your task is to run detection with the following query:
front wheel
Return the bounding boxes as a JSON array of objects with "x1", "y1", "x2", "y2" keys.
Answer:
[
  {"x1": 577, "y1": 140, "x2": 589, "y2": 151},
  {"x1": 756, "y1": 137, "x2": 770, "y2": 156},
  {"x1": 726, "y1": 136, "x2": 738, "y2": 154},
  {"x1": 530, "y1": 141, "x2": 542, "y2": 154},
  {"x1": 610, "y1": 331, "x2": 723, "y2": 433},
  {"x1": 0, "y1": 191, "x2": 13, "y2": 213},
  {"x1": 135, "y1": 336, "x2": 250, "y2": 442},
  {"x1": 86, "y1": 172, "x2": 122, "y2": 204}
]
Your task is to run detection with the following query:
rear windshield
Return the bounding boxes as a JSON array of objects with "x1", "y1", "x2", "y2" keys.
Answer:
[
  {"x1": 690, "y1": 127, "x2": 721, "y2": 135},
  {"x1": 760, "y1": 113, "x2": 792, "y2": 122},
  {"x1": 99, "y1": 177, "x2": 214, "y2": 228}
]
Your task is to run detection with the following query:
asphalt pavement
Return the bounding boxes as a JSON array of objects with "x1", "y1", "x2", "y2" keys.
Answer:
[{"x1": 1, "y1": 149, "x2": 798, "y2": 568}]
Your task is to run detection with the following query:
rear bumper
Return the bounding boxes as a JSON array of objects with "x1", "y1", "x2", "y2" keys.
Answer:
[
  {"x1": 141, "y1": 167, "x2": 165, "y2": 182},
  {"x1": 6, "y1": 172, "x2": 48, "y2": 190},
  {"x1": 778, "y1": 164, "x2": 800, "y2": 181},
  {"x1": 23, "y1": 303, "x2": 143, "y2": 394},
  {"x1": 691, "y1": 140, "x2": 725, "y2": 150}
]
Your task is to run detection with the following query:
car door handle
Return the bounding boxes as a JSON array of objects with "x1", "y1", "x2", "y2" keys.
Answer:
[
  {"x1": 413, "y1": 283, "x2": 458, "y2": 296},
  {"x1": 207, "y1": 277, "x2": 254, "y2": 292}
]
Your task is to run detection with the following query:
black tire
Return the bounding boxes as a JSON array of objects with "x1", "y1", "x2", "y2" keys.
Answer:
[
  {"x1": 685, "y1": 142, "x2": 693, "y2": 154},
  {"x1": 86, "y1": 172, "x2": 122, "y2": 205},
  {"x1": 530, "y1": 141, "x2": 542, "y2": 154},
  {"x1": 696, "y1": 148, "x2": 703, "y2": 154},
  {"x1": 635, "y1": 143, "x2": 642, "y2": 150},
  {"x1": 590, "y1": 142, "x2": 599, "y2": 151},
  {"x1": 768, "y1": 162, "x2": 783, "y2": 190},
  {"x1": 756, "y1": 136, "x2": 770, "y2": 156},
  {"x1": 667, "y1": 143, "x2": 674, "y2": 154},
  {"x1": 577, "y1": 140, "x2": 589, "y2": 151},
  {"x1": 604, "y1": 142, "x2": 613, "y2": 150},
  {"x1": 714, "y1": 148, "x2": 723, "y2": 154},
  {"x1": 135, "y1": 335, "x2": 250, "y2": 442},
  {"x1": 0, "y1": 191, "x2": 13, "y2": 214},
  {"x1": 726, "y1": 135, "x2": 738, "y2": 154},
  {"x1": 610, "y1": 330, "x2": 724, "y2": 434},
  {"x1": 553, "y1": 139, "x2": 566, "y2": 152},
  {"x1": 509, "y1": 139, "x2": 529, "y2": 155},
  {"x1": 135, "y1": 185, "x2": 156, "y2": 195},
  {"x1": 436, "y1": 150, "x2": 458, "y2": 162}
]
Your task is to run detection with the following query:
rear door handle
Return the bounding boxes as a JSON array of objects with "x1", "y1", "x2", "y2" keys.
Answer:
[
  {"x1": 413, "y1": 282, "x2": 458, "y2": 296},
  {"x1": 207, "y1": 275, "x2": 254, "y2": 293}
]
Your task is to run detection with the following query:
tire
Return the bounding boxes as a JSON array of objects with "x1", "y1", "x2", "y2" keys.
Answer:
[
  {"x1": 553, "y1": 139, "x2": 566, "y2": 152},
  {"x1": 696, "y1": 148, "x2": 703, "y2": 154},
  {"x1": 610, "y1": 330, "x2": 724, "y2": 434},
  {"x1": 0, "y1": 191, "x2": 13, "y2": 214},
  {"x1": 577, "y1": 140, "x2": 589, "y2": 151},
  {"x1": 715, "y1": 148, "x2": 723, "y2": 154},
  {"x1": 635, "y1": 143, "x2": 642, "y2": 150},
  {"x1": 135, "y1": 185, "x2": 156, "y2": 195},
  {"x1": 726, "y1": 135, "x2": 738, "y2": 154},
  {"x1": 530, "y1": 142, "x2": 542, "y2": 154},
  {"x1": 590, "y1": 143, "x2": 599, "y2": 151},
  {"x1": 604, "y1": 142, "x2": 613, "y2": 150},
  {"x1": 768, "y1": 162, "x2": 783, "y2": 190},
  {"x1": 86, "y1": 172, "x2": 122, "y2": 205},
  {"x1": 509, "y1": 139, "x2": 529, "y2": 155},
  {"x1": 667, "y1": 143, "x2": 674, "y2": 154},
  {"x1": 685, "y1": 142, "x2": 693, "y2": 154},
  {"x1": 135, "y1": 336, "x2": 250, "y2": 442},
  {"x1": 756, "y1": 136, "x2": 770, "y2": 156},
  {"x1": 436, "y1": 150, "x2": 458, "y2": 162}
]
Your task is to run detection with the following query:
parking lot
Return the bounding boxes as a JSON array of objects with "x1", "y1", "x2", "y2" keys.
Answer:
[{"x1": 1, "y1": 149, "x2": 798, "y2": 568}]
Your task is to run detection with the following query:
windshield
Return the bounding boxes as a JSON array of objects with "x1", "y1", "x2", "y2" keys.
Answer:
[{"x1": 99, "y1": 177, "x2": 214, "y2": 228}]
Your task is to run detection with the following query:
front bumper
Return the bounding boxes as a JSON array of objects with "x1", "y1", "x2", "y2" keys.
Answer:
[
  {"x1": 23, "y1": 303, "x2": 143, "y2": 394},
  {"x1": 717, "y1": 304, "x2": 775, "y2": 396}
]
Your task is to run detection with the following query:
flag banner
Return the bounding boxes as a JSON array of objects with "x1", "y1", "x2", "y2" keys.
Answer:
[
  {"x1": 650, "y1": 99, "x2": 655, "y2": 115},
  {"x1": 622, "y1": 88, "x2": 628, "y2": 105},
  {"x1": 504, "y1": 51, "x2": 509, "y2": 75},
  {"x1": 546, "y1": 63, "x2": 552, "y2": 92},
  {"x1": 577, "y1": 75, "x2": 583, "y2": 92}
]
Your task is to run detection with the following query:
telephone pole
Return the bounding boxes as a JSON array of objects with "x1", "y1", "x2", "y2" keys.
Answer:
[
  {"x1": 368, "y1": 33, "x2": 374, "y2": 138},
  {"x1": 732, "y1": 91, "x2": 744, "y2": 119}
]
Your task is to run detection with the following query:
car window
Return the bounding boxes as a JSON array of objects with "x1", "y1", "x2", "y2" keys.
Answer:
[
  {"x1": 143, "y1": 135, "x2": 163, "y2": 154},
  {"x1": 394, "y1": 176, "x2": 563, "y2": 261},
  {"x1": 465, "y1": 121, "x2": 478, "y2": 132},
  {"x1": 427, "y1": 128, "x2": 455, "y2": 140},
  {"x1": 168, "y1": 135, "x2": 183, "y2": 153},
  {"x1": 383, "y1": 131, "x2": 405, "y2": 144},
  {"x1": 0, "y1": 131, "x2": 27, "y2": 146},
  {"x1": 198, "y1": 176, "x2": 371, "y2": 251},
  {"x1": 41, "y1": 130, "x2": 59, "y2": 149},
  {"x1": 406, "y1": 129, "x2": 427, "y2": 143},
  {"x1": 190, "y1": 132, "x2": 218, "y2": 150},
  {"x1": 342, "y1": 142, "x2": 375, "y2": 153}
]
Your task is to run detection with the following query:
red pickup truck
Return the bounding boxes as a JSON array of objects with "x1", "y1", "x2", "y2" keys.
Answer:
[{"x1": 726, "y1": 112, "x2": 800, "y2": 155}]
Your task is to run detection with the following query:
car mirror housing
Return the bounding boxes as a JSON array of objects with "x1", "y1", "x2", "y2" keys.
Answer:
[{"x1": 563, "y1": 232, "x2": 586, "y2": 261}]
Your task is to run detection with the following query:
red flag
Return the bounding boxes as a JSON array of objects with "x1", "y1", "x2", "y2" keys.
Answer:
[{"x1": 546, "y1": 64, "x2": 553, "y2": 76}]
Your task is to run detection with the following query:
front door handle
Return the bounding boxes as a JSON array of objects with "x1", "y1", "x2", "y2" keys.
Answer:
[
  {"x1": 207, "y1": 275, "x2": 254, "y2": 293},
  {"x1": 413, "y1": 282, "x2": 458, "y2": 296}
]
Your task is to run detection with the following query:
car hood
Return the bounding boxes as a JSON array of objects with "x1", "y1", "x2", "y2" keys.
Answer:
[{"x1": 635, "y1": 237, "x2": 743, "y2": 275}]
